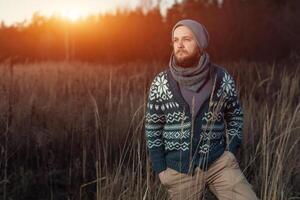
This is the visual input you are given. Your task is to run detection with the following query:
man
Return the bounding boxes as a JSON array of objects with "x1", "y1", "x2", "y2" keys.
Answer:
[{"x1": 145, "y1": 19, "x2": 259, "y2": 200}]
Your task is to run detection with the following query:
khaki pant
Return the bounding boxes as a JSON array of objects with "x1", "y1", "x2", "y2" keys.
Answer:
[{"x1": 160, "y1": 151, "x2": 259, "y2": 200}]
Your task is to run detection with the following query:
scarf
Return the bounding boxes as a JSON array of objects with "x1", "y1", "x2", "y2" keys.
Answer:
[{"x1": 169, "y1": 51, "x2": 211, "y2": 92}]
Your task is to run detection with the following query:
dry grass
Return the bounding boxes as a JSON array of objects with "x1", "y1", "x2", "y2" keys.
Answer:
[{"x1": 0, "y1": 60, "x2": 299, "y2": 199}]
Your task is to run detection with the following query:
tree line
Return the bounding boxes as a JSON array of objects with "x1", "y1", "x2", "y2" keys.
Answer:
[{"x1": 0, "y1": 0, "x2": 299, "y2": 63}]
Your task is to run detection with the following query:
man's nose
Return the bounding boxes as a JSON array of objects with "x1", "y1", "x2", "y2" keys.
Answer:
[{"x1": 177, "y1": 40, "x2": 184, "y2": 48}]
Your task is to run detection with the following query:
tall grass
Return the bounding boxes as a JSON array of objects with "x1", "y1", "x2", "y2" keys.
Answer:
[{"x1": 0, "y1": 60, "x2": 299, "y2": 199}]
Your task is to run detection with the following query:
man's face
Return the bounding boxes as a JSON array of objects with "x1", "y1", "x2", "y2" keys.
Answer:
[{"x1": 172, "y1": 25, "x2": 201, "y2": 68}]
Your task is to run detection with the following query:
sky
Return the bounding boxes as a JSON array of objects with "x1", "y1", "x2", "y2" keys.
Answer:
[{"x1": 0, "y1": 0, "x2": 181, "y2": 26}]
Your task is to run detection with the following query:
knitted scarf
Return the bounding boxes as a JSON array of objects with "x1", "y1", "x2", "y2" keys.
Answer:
[{"x1": 169, "y1": 51, "x2": 210, "y2": 92}]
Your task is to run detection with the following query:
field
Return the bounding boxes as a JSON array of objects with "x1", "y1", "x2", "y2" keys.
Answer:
[{"x1": 0, "y1": 60, "x2": 299, "y2": 200}]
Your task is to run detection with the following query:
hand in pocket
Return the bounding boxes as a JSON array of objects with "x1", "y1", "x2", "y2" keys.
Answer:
[
  {"x1": 225, "y1": 151, "x2": 239, "y2": 168},
  {"x1": 159, "y1": 169, "x2": 167, "y2": 184}
]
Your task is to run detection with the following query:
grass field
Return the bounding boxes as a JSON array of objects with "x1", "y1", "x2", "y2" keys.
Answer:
[{"x1": 0, "y1": 60, "x2": 299, "y2": 200}]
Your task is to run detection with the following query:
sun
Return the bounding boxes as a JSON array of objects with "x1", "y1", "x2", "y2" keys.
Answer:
[{"x1": 61, "y1": 9, "x2": 81, "y2": 22}]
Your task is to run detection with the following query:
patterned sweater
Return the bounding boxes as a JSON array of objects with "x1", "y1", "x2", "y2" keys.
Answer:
[{"x1": 145, "y1": 63, "x2": 243, "y2": 175}]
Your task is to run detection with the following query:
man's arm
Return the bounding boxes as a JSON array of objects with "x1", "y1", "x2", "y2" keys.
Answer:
[
  {"x1": 145, "y1": 75, "x2": 167, "y2": 174},
  {"x1": 223, "y1": 73, "x2": 244, "y2": 155}
]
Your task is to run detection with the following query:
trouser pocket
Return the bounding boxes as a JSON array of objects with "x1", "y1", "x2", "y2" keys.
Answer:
[
  {"x1": 225, "y1": 151, "x2": 239, "y2": 168},
  {"x1": 161, "y1": 167, "x2": 188, "y2": 188},
  {"x1": 160, "y1": 167, "x2": 177, "y2": 186}
]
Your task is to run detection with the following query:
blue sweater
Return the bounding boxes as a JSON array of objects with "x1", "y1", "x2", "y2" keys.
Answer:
[{"x1": 145, "y1": 63, "x2": 243, "y2": 175}]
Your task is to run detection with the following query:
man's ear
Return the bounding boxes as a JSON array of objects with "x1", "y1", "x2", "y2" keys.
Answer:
[{"x1": 169, "y1": 41, "x2": 173, "y2": 48}]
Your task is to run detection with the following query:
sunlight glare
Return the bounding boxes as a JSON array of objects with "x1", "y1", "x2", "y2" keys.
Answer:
[{"x1": 61, "y1": 9, "x2": 81, "y2": 22}]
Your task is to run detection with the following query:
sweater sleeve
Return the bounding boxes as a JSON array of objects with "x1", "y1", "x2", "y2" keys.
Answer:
[
  {"x1": 145, "y1": 74, "x2": 167, "y2": 174},
  {"x1": 223, "y1": 73, "x2": 244, "y2": 155}
]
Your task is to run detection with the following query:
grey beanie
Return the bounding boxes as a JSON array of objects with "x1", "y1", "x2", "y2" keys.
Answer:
[{"x1": 171, "y1": 19, "x2": 210, "y2": 51}]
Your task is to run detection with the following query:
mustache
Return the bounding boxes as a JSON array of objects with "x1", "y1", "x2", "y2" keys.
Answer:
[{"x1": 176, "y1": 50, "x2": 188, "y2": 54}]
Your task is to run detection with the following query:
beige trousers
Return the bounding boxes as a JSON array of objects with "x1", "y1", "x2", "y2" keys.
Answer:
[{"x1": 160, "y1": 151, "x2": 259, "y2": 200}]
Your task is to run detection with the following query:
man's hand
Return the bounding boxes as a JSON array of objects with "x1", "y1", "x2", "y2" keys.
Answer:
[{"x1": 158, "y1": 169, "x2": 167, "y2": 184}]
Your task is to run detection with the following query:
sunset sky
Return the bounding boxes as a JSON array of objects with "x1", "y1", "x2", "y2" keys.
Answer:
[{"x1": 0, "y1": 0, "x2": 180, "y2": 25}]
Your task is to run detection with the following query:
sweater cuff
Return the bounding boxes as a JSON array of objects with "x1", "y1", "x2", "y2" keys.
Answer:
[
  {"x1": 227, "y1": 134, "x2": 241, "y2": 156},
  {"x1": 228, "y1": 141, "x2": 240, "y2": 156},
  {"x1": 152, "y1": 160, "x2": 167, "y2": 174},
  {"x1": 228, "y1": 147, "x2": 238, "y2": 156}
]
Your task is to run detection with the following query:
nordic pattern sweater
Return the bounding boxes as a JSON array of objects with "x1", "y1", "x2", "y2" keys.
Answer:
[{"x1": 145, "y1": 64, "x2": 243, "y2": 175}]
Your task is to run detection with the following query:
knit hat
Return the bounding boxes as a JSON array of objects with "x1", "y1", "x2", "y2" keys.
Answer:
[{"x1": 171, "y1": 19, "x2": 210, "y2": 51}]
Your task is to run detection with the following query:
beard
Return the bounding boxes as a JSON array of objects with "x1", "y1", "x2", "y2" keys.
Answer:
[{"x1": 174, "y1": 48, "x2": 201, "y2": 68}]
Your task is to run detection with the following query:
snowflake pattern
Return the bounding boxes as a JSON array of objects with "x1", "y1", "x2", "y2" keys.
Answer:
[
  {"x1": 149, "y1": 72, "x2": 173, "y2": 102},
  {"x1": 217, "y1": 73, "x2": 237, "y2": 97},
  {"x1": 155, "y1": 76, "x2": 168, "y2": 97}
]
